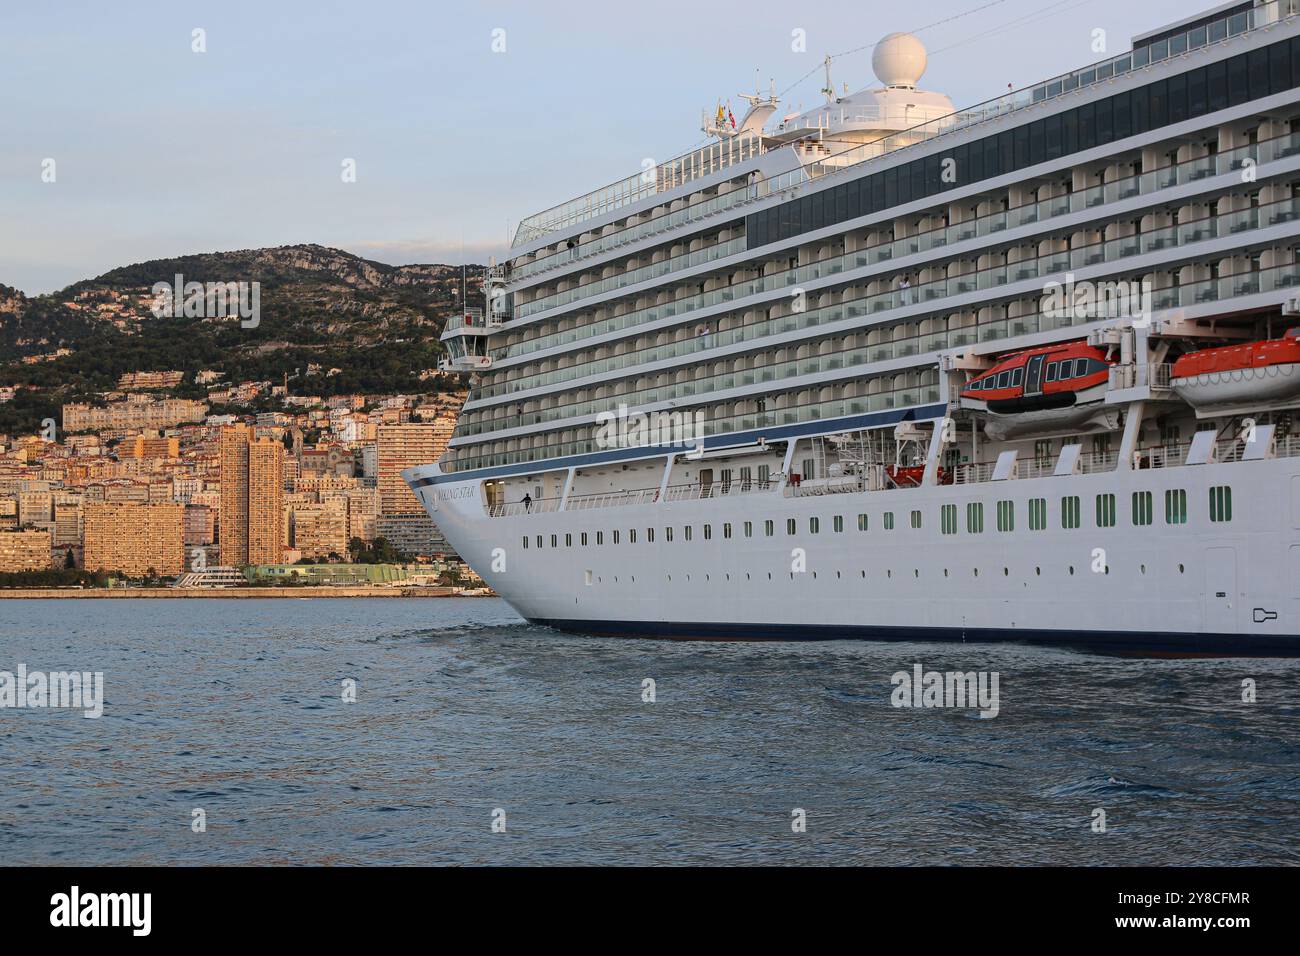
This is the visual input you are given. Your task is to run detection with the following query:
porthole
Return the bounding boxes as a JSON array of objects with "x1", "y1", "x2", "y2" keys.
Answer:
[
  {"x1": 943, "y1": 568, "x2": 949, "y2": 577},
  {"x1": 973, "y1": 568, "x2": 979, "y2": 578},
  {"x1": 1178, "y1": 563, "x2": 1185, "y2": 574},
  {"x1": 913, "y1": 569, "x2": 919, "y2": 578},
  {"x1": 1003, "y1": 567, "x2": 1009, "y2": 576},
  {"x1": 1035, "y1": 567, "x2": 1041, "y2": 576},
  {"x1": 1068, "y1": 566, "x2": 1075, "y2": 575},
  {"x1": 860, "y1": 570, "x2": 866, "y2": 578},
  {"x1": 887, "y1": 569, "x2": 893, "y2": 578},
  {"x1": 1140, "y1": 564, "x2": 1146, "y2": 574}
]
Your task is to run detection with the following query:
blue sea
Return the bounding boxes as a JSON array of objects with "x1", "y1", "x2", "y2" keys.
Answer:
[{"x1": 0, "y1": 597, "x2": 1296, "y2": 865}]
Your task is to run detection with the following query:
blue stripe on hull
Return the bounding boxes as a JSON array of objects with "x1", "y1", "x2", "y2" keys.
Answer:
[{"x1": 528, "y1": 618, "x2": 1300, "y2": 657}]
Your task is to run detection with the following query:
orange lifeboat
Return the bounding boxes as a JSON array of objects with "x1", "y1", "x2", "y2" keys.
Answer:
[
  {"x1": 961, "y1": 341, "x2": 1113, "y2": 413},
  {"x1": 1171, "y1": 328, "x2": 1300, "y2": 410}
]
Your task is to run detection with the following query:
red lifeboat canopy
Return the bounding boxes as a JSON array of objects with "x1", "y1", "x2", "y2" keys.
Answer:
[
  {"x1": 960, "y1": 340, "x2": 1112, "y2": 409},
  {"x1": 1172, "y1": 330, "x2": 1300, "y2": 379}
]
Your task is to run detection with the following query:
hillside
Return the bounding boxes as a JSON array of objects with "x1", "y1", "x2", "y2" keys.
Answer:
[{"x1": 0, "y1": 245, "x2": 479, "y2": 433}]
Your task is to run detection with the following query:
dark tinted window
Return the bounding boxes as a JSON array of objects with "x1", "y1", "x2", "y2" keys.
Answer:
[
  {"x1": 1228, "y1": 52, "x2": 1249, "y2": 105},
  {"x1": 1168, "y1": 73, "x2": 1188, "y2": 124},
  {"x1": 1188, "y1": 67, "x2": 1207, "y2": 117}
]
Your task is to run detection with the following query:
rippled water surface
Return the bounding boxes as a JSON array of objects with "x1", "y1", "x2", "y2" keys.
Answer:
[{"x1": 0, "y1": 598, "x2": 1296, "y2": 865}]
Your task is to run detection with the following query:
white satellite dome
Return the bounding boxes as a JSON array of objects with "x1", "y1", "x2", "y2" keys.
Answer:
[{"x1": 872, "y1": 32, "x2": 927, "y2": 89}]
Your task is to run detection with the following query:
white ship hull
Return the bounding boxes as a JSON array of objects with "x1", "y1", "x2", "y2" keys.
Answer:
[{"x1": 407, "y1": 453, "x2": 1300, "y2": 655}]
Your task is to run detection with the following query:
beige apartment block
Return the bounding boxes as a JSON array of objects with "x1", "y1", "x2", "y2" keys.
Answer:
[
  {"x1": 84, "y1": 503, "x2": 184, "y2": 577},
  {"x1": 291, "y1": 498, "x2": 348, "y2": 559},
  {"x1": 0, "y1": 528, "x2": 52, "y2": 572},
  {"x1": 377, "y1": 423, "x2": 445, "y2": 514}
]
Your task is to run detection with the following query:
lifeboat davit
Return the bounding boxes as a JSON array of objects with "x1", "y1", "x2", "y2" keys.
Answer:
[{"x1": 1171, "y1": 328, "x2": 1300, "y2": 411}]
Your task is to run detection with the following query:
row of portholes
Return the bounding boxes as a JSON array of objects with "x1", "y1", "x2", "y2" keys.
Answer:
[{"x1": 600, "y1": 563, "x2": 1187, "y2": 583}]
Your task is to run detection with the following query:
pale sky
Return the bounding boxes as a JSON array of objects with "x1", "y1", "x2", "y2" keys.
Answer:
[{"x1": 1, "y1": 0, "x2": 1196, "y2": 295}]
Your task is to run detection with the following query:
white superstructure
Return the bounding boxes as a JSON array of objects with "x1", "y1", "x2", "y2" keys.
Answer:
[{"x1": 411, "y1": 1, "x2": 1300, "y2": 654}]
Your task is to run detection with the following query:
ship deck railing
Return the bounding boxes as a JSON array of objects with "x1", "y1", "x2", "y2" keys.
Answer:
[{"x1": 478, "y1": 432, "x2": 1300, "y2": 516}]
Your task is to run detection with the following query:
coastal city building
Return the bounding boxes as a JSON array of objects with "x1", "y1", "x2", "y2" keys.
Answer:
[
  {"x1": 219, "y1": 424, "x2": 285, "y2": 566},
  {"x1": 83, "y1": 502, "x2": 184, "y2": 576},
  {"x1": 0, "y1": 528, "x2": 52, "y2": 572}
]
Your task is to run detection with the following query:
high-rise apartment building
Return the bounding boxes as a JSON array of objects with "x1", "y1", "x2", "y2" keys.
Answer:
[
  {"x1": 377, "y1": 423, "x2": 446, "y2": 514},
  {"x1": 219, "y1": 425, "x2": 284, "y2": 566}
]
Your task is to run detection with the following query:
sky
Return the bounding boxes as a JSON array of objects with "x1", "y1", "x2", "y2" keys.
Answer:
[{"x1": 0, "y1": 0, "x2": 1199, "y2": 295}]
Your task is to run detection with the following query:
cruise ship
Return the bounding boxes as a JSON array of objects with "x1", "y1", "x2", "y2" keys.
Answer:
[{"x1": 408, "y1": 0, "x2": 1300, "y2": 654}]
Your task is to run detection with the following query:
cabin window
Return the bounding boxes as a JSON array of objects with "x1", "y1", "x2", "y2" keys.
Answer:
[
  {"x1": 645, "y1": 529, "x2": 653, "y2": 544},
  {"x1": 1095, "y1": 493, "x2": 1116, "y2": 528},
  {"x1": 1028, "y1": 497, "x2": 1048, "y2": 531},
  {"x1": 665, "y1": 527, "x2": 673, "y2": 542},
  {"x1": 724, "y1": 523, "x2": 733, "y2": 539},
  {"x1": 1045, "y1": 362, "x2": 1058, "y2": 383},
  {"x1": 1011, "y1": 367, "x2": 1024, "y2": 387},
  {"x1": 551, "y1": 534, "x2": 558, "y2": 548},
  {"x1": 581, "y1": 533, "x2": 588, "y2": 546},
  {"x1": 858, "y1": 513, "x2": 869, "y2": 531},
  {"x1": 613, "y1": 530, "x2": 621, "y2": 544},
  {"x1": 1034, "y1": 440, "x2": 1053, "y2": 468},
  {"x1": 565, "y1": 534, "x2": 572, "y2": 547},
  {"x1": 522, "y1": 536, "x2": 529, "y2": 549},
  {"x1": 941, "y1": 504, "x2": 958, "y2": 535},
  {"x1": 739, "y1": 467, "x2": 753, "y2": 491},
  {"x1": 744, "y1": 521, "x2": 753, "y2": 537},
  {"x1": 1132, "y1": 491, "x2": 1153, "y2": 526},
  {"x1": 910, "y1": 510, "x2": 922, "y2": 529},
  {"x1": 997, "y1": 371, "x2": 1011, "y2": 389},
  {"x1": 786, "y1": 518, "x2": 796, "y2": 535},
  {"x1": 967, "y1": 502, "x2": 984, "y2": 533},
  {"x1": 1058, "y1": 359, "x2": 1074, "y2": 379},
  {"x1": 684, "y1": 525, "x2": 693, "y2": 541},
  {"x1": 704, "y1": 524, "x2": 713, "y2": 540},
  {"x1": 596, "y1": 531, "x2": 603, "y2": 545},
  {"x1": 884, "y1": 512, "x2": 895, "y2": 530},
  {"x1": 758, "y1": 465, "x2": 771, "y2": 487},
  {"x1": 629, "y1": 529, "x2": 637, "y2": 544},
  {"x1": 833, "y1": 515, "x2": 844, "y2": 533},
  {"x1": 764, "y1": 520, "x2": 774, "y2": 537},
  {"x1": 996, "y1": 500, "x2": 1014, "y2": 532},
  {"x1": 1061, "y1": 496, "x2": 1081, "y2": 529},
  {"x1": 1209, "y1": 485, "x2": 1232, "y2": 522},
  {"x1": 536, "y1": 535, "x2": 543, "y2": 548},
  {"x1": 809, "y1": 517, "x2": 820, "y2": 534},
  {"x1": 1165, "y1": 489, "x2": 1188, "y2": 525}
]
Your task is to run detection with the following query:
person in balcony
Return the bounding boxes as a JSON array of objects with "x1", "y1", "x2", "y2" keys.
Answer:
[{"x1": 522, "y1": 492, "x2": 532, "y2": 513}]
